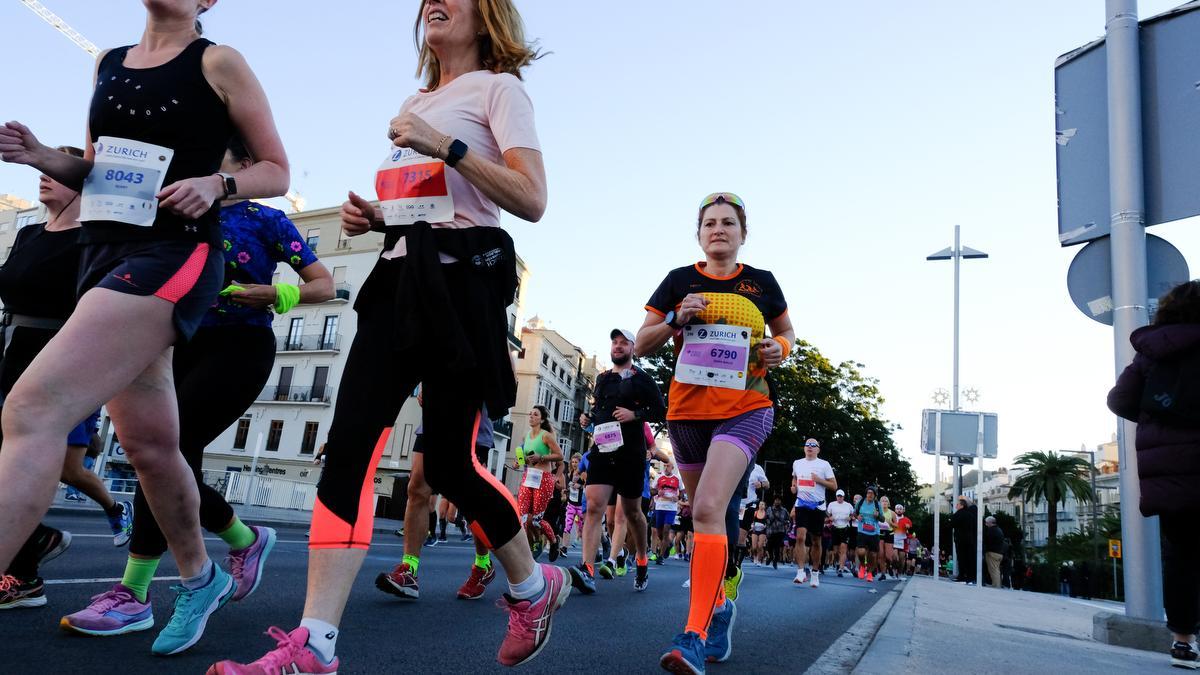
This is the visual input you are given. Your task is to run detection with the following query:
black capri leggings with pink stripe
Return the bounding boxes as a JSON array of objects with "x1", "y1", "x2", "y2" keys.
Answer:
[{"x1": 310, "y1": 253, "x2": 521, "y2": 550}]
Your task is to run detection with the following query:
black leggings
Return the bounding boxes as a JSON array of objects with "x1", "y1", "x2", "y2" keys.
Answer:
[
  {"x1": 767, "y1": 532, "x2": 785, "y2": 565},
  {"x1": 128, "y1": 325, "x2": 275, "y2": 557},
  {"x1": 311, "y1": 258, "x2": 521, "y2": 551},
  {"x1": 1162, "y1": 511, "x2": 1200, "y2": 635}
]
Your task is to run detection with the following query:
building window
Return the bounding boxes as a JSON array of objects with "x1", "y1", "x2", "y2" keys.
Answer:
[
  {"x1": 300, "y1": 422, "x2": 319, "y2": 455},
  {"x1": 322, "y1": 315, "x2": 339, "y2": 349},
  {"x1": 287, "y1": 317, "x2": 304, "y2": 348},
  {"x1": 553, "y1": 398, "x2": 561, "y2": 422},
  {"x1": 266, "y1": 420, "x2": 284, "y2": 451},
  {"x1": 542, "y1": 354, "x2": 549, "y2": 366},
  {"x1": 312, "y1": 366, "x2": 329, "y2": 401},
  {"x1": 233, "y1": 418, "x2": 250, "y2": 449},
  {"x1": 306, "y1": 228, "x2": 320, "y2": 249}
]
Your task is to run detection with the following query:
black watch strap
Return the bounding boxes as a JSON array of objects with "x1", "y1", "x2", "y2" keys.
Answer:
[{"x1": 445, "y1": 139, "x2": 468, "y2": 168}]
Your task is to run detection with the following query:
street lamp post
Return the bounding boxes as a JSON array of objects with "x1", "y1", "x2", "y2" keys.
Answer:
[
  {"x1": 1061, "y1": 448, "x2": 1100, "y2": 592},
  {"x1": 927, "y1": 225, "x2": 988, "y2": 576}
]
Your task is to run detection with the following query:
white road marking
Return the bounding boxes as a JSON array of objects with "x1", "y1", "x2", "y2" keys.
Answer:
[{"x1": 46, "y1": 576, "x2": 178, "y2": 585}]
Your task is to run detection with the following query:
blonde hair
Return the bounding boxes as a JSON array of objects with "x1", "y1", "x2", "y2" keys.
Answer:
[{"x1": 413, "y1": 0, "x2": 542, "y2": 90}]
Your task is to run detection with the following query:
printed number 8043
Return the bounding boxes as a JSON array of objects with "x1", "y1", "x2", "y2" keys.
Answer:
[{"x1": 104, "y1": 169, "x2": 144, "y2": 184}]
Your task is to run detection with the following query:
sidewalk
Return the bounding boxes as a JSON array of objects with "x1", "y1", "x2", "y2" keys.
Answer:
[
  {"x1": 853, "y1": 576, "x2": 1168, "y2": 674},
  {"x1": 48, "y1": 492, "x2": 405, "y2": 534}
]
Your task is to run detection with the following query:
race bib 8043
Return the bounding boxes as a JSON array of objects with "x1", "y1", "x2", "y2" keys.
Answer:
[
  {"x1": 81, "y1": 137, "x2": 173, "y2": 226},
  {"x1": 375, "y1": 147, "x2": 454, "y2": 226}
]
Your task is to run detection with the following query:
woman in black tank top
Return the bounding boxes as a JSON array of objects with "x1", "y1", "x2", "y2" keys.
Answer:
[{"x1": 0, "y1": 0, "x2": 288, "y2": 656}]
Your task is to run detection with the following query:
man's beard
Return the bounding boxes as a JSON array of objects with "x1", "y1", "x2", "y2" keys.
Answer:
[{"x1": 612, "y1": 353, "x2": 631, "y2": 366}]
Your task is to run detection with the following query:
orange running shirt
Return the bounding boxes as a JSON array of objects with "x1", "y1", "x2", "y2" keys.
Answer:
[{"x1": 645, "y1": 262, "x2": 787, "y2": 421}]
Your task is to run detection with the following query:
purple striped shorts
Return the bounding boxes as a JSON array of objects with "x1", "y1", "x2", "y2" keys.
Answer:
[{"x1": 667, "y1": 407, "x2": 775, "y2": 471}]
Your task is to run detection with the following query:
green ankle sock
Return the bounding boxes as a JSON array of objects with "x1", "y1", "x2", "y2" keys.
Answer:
[
  {"x1": 217, "y1": 518, "x2": 257, "y2": 551},
  {"x1": 121, "y1": 556, "x2": 161, "y2": 602},
  {"x1": 403, "y1": 554, "x2": 421, "y2": 574},
  {"x1": 475, "y1": 554, "x2": 492, "y2": 570}
]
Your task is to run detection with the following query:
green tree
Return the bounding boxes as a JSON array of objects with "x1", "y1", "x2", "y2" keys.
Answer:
[
  {"x1": 1006, "y1": 451, "x2": 1095, "y2": 548},
  {"x1": 636, "y1": 339, "x2": 920, "y2": 509}
]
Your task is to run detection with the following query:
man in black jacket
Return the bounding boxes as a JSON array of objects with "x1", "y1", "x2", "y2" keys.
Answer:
[
  {"x1": 950, "y1": 496, "x2": 978, "y2": 582},
  {"x1": 569, "y1": 329, "x2": 665, "y2": 594}
]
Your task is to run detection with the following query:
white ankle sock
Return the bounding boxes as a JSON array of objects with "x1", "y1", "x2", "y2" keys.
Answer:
[
  {"x1": 508, "y1": 566, "x2": 546, "y2": 600},
  {"x1": 300, "y1": 618, "x2": 338, "y2": 664},
  {"x1": 181, "y1": 559, "x2": 214, "y2": 590}
]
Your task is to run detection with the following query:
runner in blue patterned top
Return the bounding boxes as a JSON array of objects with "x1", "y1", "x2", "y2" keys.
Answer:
[{"x1": 208, "y1": 199, "x2": 319, "y2": 327}]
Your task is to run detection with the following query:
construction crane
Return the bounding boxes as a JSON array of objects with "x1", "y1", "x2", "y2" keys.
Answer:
[
  {"x1": 283, "y1": 190, "x2": 306, "y2": 213},
  {"x1": 20, "y1": 1, "x2": 99, "y2": 56}
]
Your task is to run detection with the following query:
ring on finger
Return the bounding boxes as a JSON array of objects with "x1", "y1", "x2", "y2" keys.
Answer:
[{"x1": 387, "y1": 128, "x2": 398, "y2": 140}]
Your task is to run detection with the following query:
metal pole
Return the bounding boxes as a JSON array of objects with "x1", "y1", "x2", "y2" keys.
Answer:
[
  {"x1": 952, "y1": 226, "x2": 962, "y2": 578},
  {"x1": 976, "y1": 415, "x2": 985, "y2": 587},
  {"x1": 933, "y1": 413, "x2": 942, "y2": 581},
  {"x1": 1104, "y1": 0, "x2": 1162, "y2": 620},
  {"x1": 1090, "y1": 449, "x2": 1099, "y2": 594},
  {"x1": 952, "y1": 225, "x2": 961, "y2": 413}
]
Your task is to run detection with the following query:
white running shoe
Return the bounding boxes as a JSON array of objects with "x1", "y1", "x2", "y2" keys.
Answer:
[
  {"x1": 810, "y1": 571, "x2": 820, "y2": 588},
  {"x1": 793, "y1": 568, "x2": 807, "y2": 585}
]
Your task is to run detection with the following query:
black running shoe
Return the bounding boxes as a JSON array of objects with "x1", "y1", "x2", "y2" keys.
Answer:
[
  {"x1": 1172, "y1": 640, "x2": 1199, "y2": 669},
  {"x1": 634, "y1": 565, "x2": 649, "y2": 592},
  {"x1": 568, "y1": 564, "x2": 596, "y2": 595},
  {"x1": 548, "y1": 542, "x2": 560, "y2": 562},
  {"x1": 33, "y1": 528, "x2": 71, "y2": 566}
]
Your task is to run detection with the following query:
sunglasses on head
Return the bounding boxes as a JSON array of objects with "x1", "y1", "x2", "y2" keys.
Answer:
[{"x1": 698, "y1": 192, "x2": 745, "y2": 212}]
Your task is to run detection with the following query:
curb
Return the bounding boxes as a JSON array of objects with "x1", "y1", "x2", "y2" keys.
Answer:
[{"x1": 802, "y1": 579, "x2": 908, "y2": 675}]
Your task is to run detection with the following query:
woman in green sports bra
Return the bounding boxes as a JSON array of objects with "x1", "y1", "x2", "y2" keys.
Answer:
[{"x1": 516, "y1": 405, "x2": 563, "y2": 557}]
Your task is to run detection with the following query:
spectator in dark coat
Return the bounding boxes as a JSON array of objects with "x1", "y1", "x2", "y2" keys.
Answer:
[
  {"x1": 950, "y1": 496, "x2": 977, "y2": 582},
  {"x1": 1107, "y1": 279, "x2": 1200, "y2": 669}
]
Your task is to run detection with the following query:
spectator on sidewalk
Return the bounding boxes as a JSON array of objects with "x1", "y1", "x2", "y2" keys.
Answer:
[
  {"x1": 950, "y1": 496, "x2": 977, "y2": 582},
  {"x1": 983, "y1": 516, "x2": 1004, "y2": 589},
  {"x1": 1059, "y1": 562, "x2": 1072, "y2": 596},
  {"x1": 1107, "y1": 278, "x2": 1200, "y2": 669}
]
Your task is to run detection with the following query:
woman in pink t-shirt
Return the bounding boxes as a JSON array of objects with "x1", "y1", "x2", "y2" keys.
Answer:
[{"x1": 213, "y1": 2, "x2": 558, "y2": 673}]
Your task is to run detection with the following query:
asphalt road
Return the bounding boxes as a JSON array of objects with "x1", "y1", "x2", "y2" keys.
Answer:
[{"x1": 0, "y1": 513, "x2": 898, "y2": 674}]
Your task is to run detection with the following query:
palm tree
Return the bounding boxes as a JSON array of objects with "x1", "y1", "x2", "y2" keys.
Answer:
[{"x1": 1007, "y1": 451, "x2": 1094, "y2": 548}]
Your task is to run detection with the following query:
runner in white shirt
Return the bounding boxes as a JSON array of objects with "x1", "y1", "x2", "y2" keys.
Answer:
[
  {"x1": 826, "y1": 490, "x2": 855, "y2": 577},
  {"x1": 789, "y1": 439, "x2": 836, "y2": 587}
]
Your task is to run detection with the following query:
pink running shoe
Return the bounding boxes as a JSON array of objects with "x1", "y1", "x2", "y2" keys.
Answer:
[
  {"x1": 226, "y1": 526, "x2": 277, "y2": 602},
  {"x1": 60, "y1": 584, "x2": 154, "y2": 635},
  {"x1": 207, "y1": 627, "x2": 337, "y2": 675},
  {"x1": 496, "y1": 564, "x2": 571, "y2": 667}
]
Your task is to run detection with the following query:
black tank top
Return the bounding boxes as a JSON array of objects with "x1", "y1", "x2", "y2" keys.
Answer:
[{"x1": 84, "y1": 38, "x2": 232, "y2": 245}]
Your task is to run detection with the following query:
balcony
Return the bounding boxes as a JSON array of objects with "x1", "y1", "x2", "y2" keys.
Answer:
[
  {"x1": 257, "y1": 385, "x2": 335, "y2": 405},
  {"x1": 334, "y1": 282, "x2": 352, "y2": 301},
  {"x1": 277, "y1": 333, "x2": 341, "y2": 353}
]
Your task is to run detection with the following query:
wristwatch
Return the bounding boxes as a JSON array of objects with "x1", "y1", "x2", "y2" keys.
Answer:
[
  {"x1": 665, "y1": 310, "x2": 682, "y2": 330},
  {"x1": 218, "y1": 172, "x2": 237, "y2": 198},
  {"x1": 445, "y1": 139, "x2": 468, "y2": 168}
]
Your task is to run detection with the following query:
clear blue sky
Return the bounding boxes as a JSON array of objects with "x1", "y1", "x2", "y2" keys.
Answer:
[{"x1": 4, "y1": 1, "x2": 1199, "y2": 484}]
